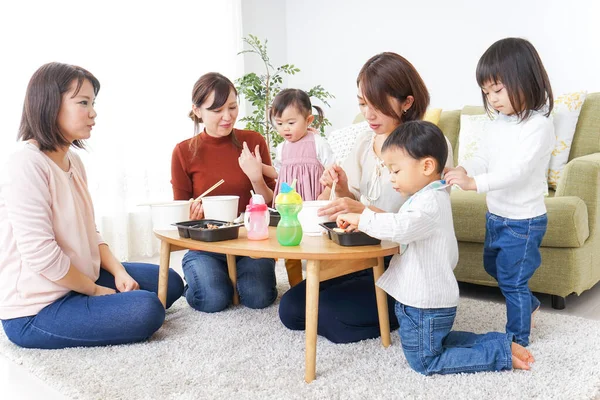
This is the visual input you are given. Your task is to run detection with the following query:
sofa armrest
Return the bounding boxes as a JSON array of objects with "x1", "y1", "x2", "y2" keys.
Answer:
[{"x1": 555, "y1": 152, "x2": 600, "y2": 234}]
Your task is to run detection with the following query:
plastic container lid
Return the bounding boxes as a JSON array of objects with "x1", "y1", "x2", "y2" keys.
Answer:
[
  {"x1": 247, "y1": 193, "x2": 268, "y2": 212},
  {"x1": 275, "y1": 182, "x2": 302, "y2": 205},
  {"x1": 246, "y1": 203, "x2": 267, "y2": 212}
]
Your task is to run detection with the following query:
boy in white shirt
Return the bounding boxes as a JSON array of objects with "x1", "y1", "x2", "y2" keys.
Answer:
[{"x1": 338, "y1": 120, "x2": 533, "y2": 375}]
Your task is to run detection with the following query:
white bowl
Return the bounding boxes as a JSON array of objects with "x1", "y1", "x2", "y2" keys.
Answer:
[
  {"x1": 298, "y1": 200, "x2": 331, "y2": 235},
  {"x1": 202, "y1": 195, "x2": 240, "y2": 222},
  {"x1": 150, "y1": 201, "x2": 190, "y2": 231}
]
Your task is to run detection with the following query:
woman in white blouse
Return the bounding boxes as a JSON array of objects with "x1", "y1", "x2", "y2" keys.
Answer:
[{"x1": 278, "y1": 52, "x2": 453, "y2": 343}]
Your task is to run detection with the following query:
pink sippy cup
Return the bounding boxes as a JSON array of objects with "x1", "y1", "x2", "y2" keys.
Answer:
[{"x1": 244, "y1": 194, "x2": 270, "y2": 240}]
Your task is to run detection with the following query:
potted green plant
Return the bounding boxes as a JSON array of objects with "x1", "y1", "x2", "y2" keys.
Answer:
[{"x1": 235, "y1": 35, "x2": 334, "y2": 154}]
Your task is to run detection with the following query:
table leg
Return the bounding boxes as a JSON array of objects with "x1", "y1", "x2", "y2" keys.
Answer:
[
  {"x1": 305, "y1": 259, "x2": 320, "y2": 383},
  {"x1": 373, "y1": 256, "x2": 391, "y2": 348},
  {"x1": 158, "y1": 240, "x2": 171, "y2": 309},
  {"x1": 226, "y1": 254, "x2": 239, "y2": 305}
]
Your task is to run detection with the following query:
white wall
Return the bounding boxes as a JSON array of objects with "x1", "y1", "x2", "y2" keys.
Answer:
[
  {"x1": 243, "y1": 0, "x2": 600, "y2": 132},
  {"x1": 241, "y1": 0, "x2": 287, "y2": 76}
]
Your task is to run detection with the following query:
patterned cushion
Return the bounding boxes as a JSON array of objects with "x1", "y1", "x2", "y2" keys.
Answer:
[
  {"x1": 456, "y1": 112, "x2": 495, "y2": 166},
  {"x1": 326, "y1": 121, "x2": 371, "y2": 165},
  {"x1": 547, "y1": 91, "x2": 587, "y2": 189}
]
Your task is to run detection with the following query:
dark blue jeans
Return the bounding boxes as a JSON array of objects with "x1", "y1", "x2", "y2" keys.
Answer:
[
  {"x1": 278, "y1": 256, "x2": 398, "y2": 344},
  {"x1": 1, "y1": 262, "x2": 184, "y2": 349},
  {"x1": 484, "y1": 212, "x2": 547, "y2": 346},
  {"x1": 396, "y1": 303, "x2": 512, "y2": 375},
  {"x1": 182, "y1": 250, "x2": 277, "y2": 312}
]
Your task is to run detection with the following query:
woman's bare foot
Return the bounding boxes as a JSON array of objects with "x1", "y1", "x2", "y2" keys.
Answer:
[{"x1": 511, "y1": 342, "x2": 534, "y2": 370}]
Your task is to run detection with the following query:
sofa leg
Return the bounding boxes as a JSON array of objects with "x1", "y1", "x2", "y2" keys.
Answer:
[{"x1": 551, "y1": 295, "x2": 566, "y2": 310}]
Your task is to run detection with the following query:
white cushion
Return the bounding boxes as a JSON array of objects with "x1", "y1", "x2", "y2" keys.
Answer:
[{"x1": 547, "y1": 91, "x2": 587, "y2": 189}]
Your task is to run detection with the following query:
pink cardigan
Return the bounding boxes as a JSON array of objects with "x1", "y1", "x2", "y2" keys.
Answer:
[{"x1": 0, "y1": 142, "x2": 104, "y2": 319}]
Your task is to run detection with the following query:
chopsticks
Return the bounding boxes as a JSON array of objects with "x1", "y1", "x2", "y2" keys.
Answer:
[
  {"x1": 137, "y1": 179, "x2": 225, "y2": 207},
  {"x1": 329, "y1": 180, "x2": 337, "y2": 202},
  {"x1": 191, "y1": 179, "x2": 225, "y2": 203}
]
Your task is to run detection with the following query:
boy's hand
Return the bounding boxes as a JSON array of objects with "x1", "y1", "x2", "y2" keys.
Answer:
[
  {"x1": 444, "y1": 167, "x2": 477, "y2": 191},
  {"x1": 337, "y1": 213, "x2": 360, "y2": 232}
]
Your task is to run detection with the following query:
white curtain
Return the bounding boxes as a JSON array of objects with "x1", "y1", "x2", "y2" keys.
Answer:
[{"x1": 0, "y1": 0, "x2": 244, "y2": 260}]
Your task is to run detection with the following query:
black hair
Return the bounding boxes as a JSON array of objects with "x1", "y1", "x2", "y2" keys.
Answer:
[
  {"x1": 381, "y1": 120, "x2": 447, "y2": 174},
  {"x1": 476, "y1": 37, "x2": 553, "y2": 121},
  {"x1": 18, "y1": 62, "x2": 100, "y2": 151},
  {"x1": 269, "y1": 88, "x2": 323, "y2": 126}
]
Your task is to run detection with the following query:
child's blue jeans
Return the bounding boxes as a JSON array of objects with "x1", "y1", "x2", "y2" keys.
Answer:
[
  {"x1": 396, "y1": 302, "x2": 513, "y2": 375},
  {"x1": 484, "y1": 212, "x2": 547, "y2": 346}
]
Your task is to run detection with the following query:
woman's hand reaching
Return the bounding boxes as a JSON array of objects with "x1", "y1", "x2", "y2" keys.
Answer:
[{"x1": 318, "y1": 197, "x2": 365, "y2": 221}]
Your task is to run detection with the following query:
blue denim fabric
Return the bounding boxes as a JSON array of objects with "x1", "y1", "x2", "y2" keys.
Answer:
[
  {"x1": 182, "y1": 250, "x2": 277, "y2": 312},
  {"x1": 396, "y1": 303, "x2": 513, "y2": 375},
  {"x1": 278, "y1": 255, "x2": 399, "y2": 344},
  {"x1": 484, "y1": 212, "x2": 547, "y2": 346},
  {"x1": 1, "y1": 262, "x2": 184, "y2": 349}
]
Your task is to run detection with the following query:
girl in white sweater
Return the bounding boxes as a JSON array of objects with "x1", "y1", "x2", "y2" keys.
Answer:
[{"x1": 445, "y1": 37, "x2": 555, "y2": 347}]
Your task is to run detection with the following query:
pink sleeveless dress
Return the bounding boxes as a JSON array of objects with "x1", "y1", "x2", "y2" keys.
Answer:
[{"x1": 273, "y1": 133, "x2": 324, "y2": 202}]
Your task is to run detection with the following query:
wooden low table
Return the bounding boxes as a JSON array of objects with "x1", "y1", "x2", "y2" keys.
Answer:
[{"x1": 154, "y1": 227, "x2": 398, "y2": 382}]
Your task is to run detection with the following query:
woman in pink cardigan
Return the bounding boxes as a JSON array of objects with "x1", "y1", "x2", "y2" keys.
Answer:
[{"x1": 0, "y1": 62, "x2": 183, "y2": 349}]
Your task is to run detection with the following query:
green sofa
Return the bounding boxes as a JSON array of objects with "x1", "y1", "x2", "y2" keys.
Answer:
[{"x1": 439, "y1": 93, "x2": 600, "y2": 309}]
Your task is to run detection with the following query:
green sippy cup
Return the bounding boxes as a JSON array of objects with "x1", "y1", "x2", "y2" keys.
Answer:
[{"x1": 275, "y1": 182, "x2": 303, "y2": 246}]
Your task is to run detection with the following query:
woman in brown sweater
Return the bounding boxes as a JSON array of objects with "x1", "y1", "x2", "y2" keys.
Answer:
[{"x1": 171, "y1": 72, "x2": 277, "y2": 312}]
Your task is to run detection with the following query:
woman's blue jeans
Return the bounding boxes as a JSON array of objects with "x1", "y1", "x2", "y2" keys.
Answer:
[
  {"x1": 484, "y1": 212, "x2": 547, "y2": 346},
  {"x1": 396, "y1": 303, "x2": 513, "y2": 375},
  {"x1": 278, "y1": 256, "x2": 398, "y2": 344},
  {"x1": 182, "y1": 250, "x2": 277, "y2": 312},
  {"x1": 1, "y1": 262, "x2": 184, "y2": 349}
]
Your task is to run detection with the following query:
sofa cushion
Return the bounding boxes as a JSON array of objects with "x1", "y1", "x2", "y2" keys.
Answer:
[
  {"x1": 569, "y1": 92, "x2": 600, "y2": 160},
  {"x1": 438, "y1": 110, "x2": 461, "y2": 166},
  {"x1": 450, "y1": 190, "x2": 589, "y2": 248},
  {"x1": 548, "y1": 91, "x2": 588, "y2": 189}
]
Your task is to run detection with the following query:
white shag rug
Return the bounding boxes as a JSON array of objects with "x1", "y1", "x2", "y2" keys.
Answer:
[{"x1": 1, "y1": 265, "x2": 599, "y2": 400}]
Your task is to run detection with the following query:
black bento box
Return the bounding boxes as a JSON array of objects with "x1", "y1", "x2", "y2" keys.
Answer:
[
  {"x1": 319, "y1": 222, "x2": 381, "y2": 246},
  {"x1": 173, "y1": 219, "x2": 242, "y2": 242},
  {"x1": 269, "y1": 210, "x2": 281, "y2": 227}
]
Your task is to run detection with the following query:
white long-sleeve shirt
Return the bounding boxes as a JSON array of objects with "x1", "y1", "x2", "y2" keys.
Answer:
[
  {"x1": 460, "y1": 110, "x2": 555, "y2": 219},
  {"x1": 0, "y1": 142, "x2": 104, "y2": 319},
  {"x1": 358, "y1": 181, "x2": 459, "y2": 308}
]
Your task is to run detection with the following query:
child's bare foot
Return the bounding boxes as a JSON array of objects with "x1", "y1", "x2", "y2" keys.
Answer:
[
  {"x1": 531, "y1": 305, "x2": 540, "y2": 329},
  {"x1": 511, "y1": 342, "x2": 534, "y2": 370},
  {"x1": 512, "y1": 355, "x2": 530, "y2": 370}
]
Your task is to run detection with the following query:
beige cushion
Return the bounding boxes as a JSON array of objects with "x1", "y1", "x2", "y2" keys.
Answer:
[{"x1": 450, "y1": 190, "x2": 589, "y2": 248}]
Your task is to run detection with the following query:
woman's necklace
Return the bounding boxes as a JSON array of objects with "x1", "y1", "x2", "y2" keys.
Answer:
[{"x1": 364, "y1": 134, "x2": 385, "y2": 203}]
